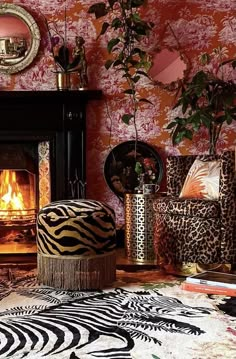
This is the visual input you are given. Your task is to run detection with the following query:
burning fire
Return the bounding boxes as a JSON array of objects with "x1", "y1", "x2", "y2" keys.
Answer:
[{"x1": 0, "y1": 170, "x2": 26, "y2": 218}]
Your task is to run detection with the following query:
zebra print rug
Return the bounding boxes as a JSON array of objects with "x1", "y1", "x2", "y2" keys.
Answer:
[{"x1": 0, "y1": 269, "x2": 235, "y2": 359}]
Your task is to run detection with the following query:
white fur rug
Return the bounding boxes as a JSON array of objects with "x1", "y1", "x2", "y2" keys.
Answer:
[{"x1": 0, "y1": 269, "x2": 235, "y2": 359}]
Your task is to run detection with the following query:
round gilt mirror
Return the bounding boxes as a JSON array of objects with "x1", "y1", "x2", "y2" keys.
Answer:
[
  {"x1": 0, "y1": 3, "x2": 40, "y2": 74},
  {"x1": 149, "y1": 48, "x2": 190, "y2": 91}
]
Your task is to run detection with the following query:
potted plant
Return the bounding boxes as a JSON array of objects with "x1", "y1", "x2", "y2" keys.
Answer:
[
  {"x1": 167, "y1": 48, "x2": 236, "y2": 154},
  {"x1": 44, "y1": 16, "x2": 88, "y2": 90},
  {"x1": 88, "y1": 0, "x2": 153, "y2": 141}
]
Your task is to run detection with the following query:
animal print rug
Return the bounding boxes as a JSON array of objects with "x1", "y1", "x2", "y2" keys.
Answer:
[{"x1": 0, "y1": 269, "x2": 235, "y2": 359}]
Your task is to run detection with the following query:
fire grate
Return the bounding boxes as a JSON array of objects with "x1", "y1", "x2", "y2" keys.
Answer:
[{"x1": 0, "y1": 208, "x2": 36, "y2": 227}]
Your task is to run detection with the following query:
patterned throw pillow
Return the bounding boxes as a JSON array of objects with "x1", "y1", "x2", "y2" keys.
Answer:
[{"x1": 179, "y1": 159, "x2": 220, "y2": 200}]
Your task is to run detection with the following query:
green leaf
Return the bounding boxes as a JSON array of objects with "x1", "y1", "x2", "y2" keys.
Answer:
[
  {"x1": 191, "y1": 71, "x2": 209, "y2": 97},
  {"x1": 139, "y1": 98, "x2": 153, "y2": 105},
  {"x1": 142, "y1": 61, "x2": 152, "y2": 71},
  {"x1": 122, "y1": 73, "x2": 132, "y2": 79},
  {"x1": 137, "y1": 70, "x2": 150, "y2": 78},
  {"x1": 105, "y1": 59, "x2": 114, "y2": 69},
  {"x1": 131, "y1": 13, "x2": 142, "y2": 22},
  {"x1": 201, "y1": 115, "x2": 212, "y2": 128},
  {"x1": 113, "y1": 59, "x2": 123, "y2": 67},
  {"x1": 181, "y1": 98, "x2": 191, "y2": 114},
  {"x1": 126, "y1": 58, "x2": 139, "y2": 67},
  {"x1": 187, "y1": 111, "x2": 201, "y2": 124},
  {"x1": 175, "y1": 131, "x2": 187, "y2": 144},
  {"x1": 131, "y1": 0, "x2": 146, "y2": 8},
  {"x1": 107, "y1": 38, "x2": 120, "y2": 53},
  {"x1": 135, "y1": 161, "x2": 143, "y2": 174},
  {"x1": 218, "y1": 113, "x2": 232, "y2": 125},
  {"x1": 111, "y1": 18, "x2": 123, "y2": 29},
  {"x1": 108, "y1": 0, "x2": 117, "y2": 8},
  {"x1": 184, "y1": 129, "x2": 193, "y2": 140},
  {"x1": 176, "y1": 117, "x2": 187, "y2": 125},
  {"x1": 130, "y1": 47, "x2": 143, "y2": 55},
  {"x1": 171, "y1": 116, "x2": 186, "y2": 126},
  {"x1": 132, "y1": 75, "x2": 141, "y2": 83},
  {"x1": 192, "y1": 121, "x2": 201, "y2": 132},
  {"x1": 133, "y1": 24, "x2": 150, "y2": 36},
  {"x1": 122, "y1": 113, "x2": 134, "y2": 124},
  {"x1": 166, "y1": 121, "x2": 177, "y2": 130},
  {"x1": 220, "y1": 58, "x2": 236, "y2": 68},
  {"x1": 124, "y1": 89, "x2": 135, "y2": 95},
  {"x1": 88, "y1": 3, "x2": 108, "y2": 18},
  {"x1": 99, "y1": 22, "x2": 110, "y2": 36}
]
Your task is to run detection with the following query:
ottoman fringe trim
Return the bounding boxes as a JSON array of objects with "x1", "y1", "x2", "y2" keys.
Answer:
[
  {"x1": 37, "y1": 251, "x2": 116, "y2": 290},
  {"x1": 39, "y1": 251, "x2": 115, "y2": 260}
]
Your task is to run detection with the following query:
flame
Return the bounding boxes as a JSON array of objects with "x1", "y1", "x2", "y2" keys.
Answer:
[{"x1": 0, "y1": 170, "x2": 26, "y2": 218}]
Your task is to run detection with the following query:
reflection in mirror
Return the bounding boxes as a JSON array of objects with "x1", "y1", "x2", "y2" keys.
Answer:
[
  {"x1": 0, "y1": 16, "x2": 30, "y2": 63},
  {"x1": 0, "y1": 3, "x2": 40, "y2": 74},
  {"x1": 149, "y1": 48, "x2": 190, "y2": 91}
]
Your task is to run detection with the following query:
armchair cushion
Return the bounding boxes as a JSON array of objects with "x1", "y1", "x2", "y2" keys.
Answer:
[{"x1": 179, "y1": 159, "x2": 220, "y2": 200}]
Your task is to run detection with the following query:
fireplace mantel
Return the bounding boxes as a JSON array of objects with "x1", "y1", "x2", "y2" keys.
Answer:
[
  {"x1": 0, "y1": 90, "x2": 103, "y2": 199},
  {"x1": 0, "y1": 90, "x2": 102, "y2": 130}
]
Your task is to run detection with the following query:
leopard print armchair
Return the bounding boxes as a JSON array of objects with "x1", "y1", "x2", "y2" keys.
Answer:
[{"x1": 153, "y1": 151, "x2": 236, "y2": 266}]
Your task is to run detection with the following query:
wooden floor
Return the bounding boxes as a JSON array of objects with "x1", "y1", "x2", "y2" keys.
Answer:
[
  {"x1": 116, "y1": 248, "x2": 158, "y2": 271},
  {"x1": 0, "y1": 249, "x2": 234, "y2": 276},
  {"x1": 0, "y1": 249, "x2": 159, "y2": 274}
]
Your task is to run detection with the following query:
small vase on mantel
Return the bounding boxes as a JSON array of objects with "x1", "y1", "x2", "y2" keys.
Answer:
[{"x1": 56, "y1": 72, "x2": 71, "y2": 91}]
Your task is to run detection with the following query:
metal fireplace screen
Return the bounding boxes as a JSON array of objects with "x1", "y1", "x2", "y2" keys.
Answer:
[{"x1": 0, "y1": 142, "x2": 50, "y2": 254}]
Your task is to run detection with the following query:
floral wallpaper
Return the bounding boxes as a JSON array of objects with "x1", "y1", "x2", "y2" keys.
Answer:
[{"x1": 2, "y1": 0, "x2": 236, "y2": 226}]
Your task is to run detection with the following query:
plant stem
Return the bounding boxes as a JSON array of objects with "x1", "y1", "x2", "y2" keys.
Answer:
[{"x1": 64, "y1": 4, "x2": 67, "y2": 47}]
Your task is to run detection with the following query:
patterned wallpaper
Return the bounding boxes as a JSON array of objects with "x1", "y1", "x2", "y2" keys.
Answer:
[{"x1": 2, "y1": 0, "x2": 236, "y2": 226}]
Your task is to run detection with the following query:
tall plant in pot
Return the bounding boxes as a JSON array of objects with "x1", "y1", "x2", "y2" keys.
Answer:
[
  {"x1": 167, "y1": 48, "x2": 236, "y2": 154},
  {"x1": 88, "y1": 0, "x2": 157, "y2": 194},
  {"x1": 88, "y1": 0, "x2": 153, "y2": 142}
]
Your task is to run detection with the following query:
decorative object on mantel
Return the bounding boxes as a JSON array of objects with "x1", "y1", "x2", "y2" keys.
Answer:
[
  {"x1": 104, "y1": 141, "x2": 163, "y2": 201},
  {"x1": 55, "y1": 71, "x2": 71, "y2": 91},
  {"x1": 71, "y1": 36, "x2": 88, "y2": 90},
  {"x1": 44, "y1": 10, "x2": 88, "y2": 90},
  {"x1": 167, "y1": 46, "x2": 236, "y2": 154}
]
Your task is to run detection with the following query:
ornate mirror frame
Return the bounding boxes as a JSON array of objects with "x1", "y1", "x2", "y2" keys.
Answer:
[
  {"x1": 149, "y1": 47, "x2": 190, "y2": 91},
  {"x1": 0, "y1": 3, "x2": 40, "y2": 74}
]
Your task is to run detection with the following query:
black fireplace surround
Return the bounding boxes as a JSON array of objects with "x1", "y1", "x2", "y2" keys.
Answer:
[
  {"x1": 0, "y1": 90, "x2": 102, "y2": 264},
  {"x1": 0, "y1": 90, "x2": 102, "y2": 201}
]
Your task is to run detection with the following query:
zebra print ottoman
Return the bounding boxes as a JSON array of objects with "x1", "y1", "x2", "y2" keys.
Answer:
[{"x1": 36, "y1": 199, "x2": 116, "y2": 290}]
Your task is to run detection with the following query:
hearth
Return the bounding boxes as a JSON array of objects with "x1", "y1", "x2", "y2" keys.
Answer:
[{"x1": 0, "y1": 90, "x2": 102, "y2": 262}]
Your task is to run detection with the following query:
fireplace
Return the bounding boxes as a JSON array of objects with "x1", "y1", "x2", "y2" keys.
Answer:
[
  {"x1": 0, "y1": 143, "x2": 41, "y2": 255},
  {"x1": 0, "y1": 90, "x2": 102, "y2": 263}
]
